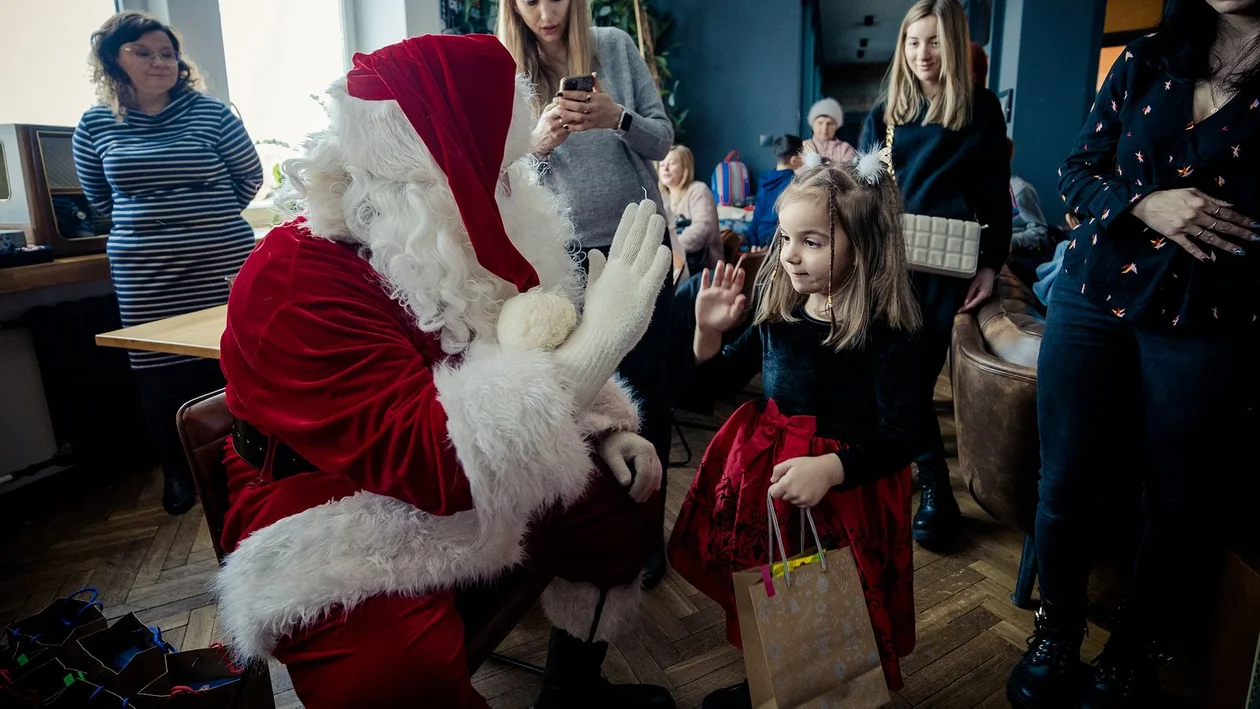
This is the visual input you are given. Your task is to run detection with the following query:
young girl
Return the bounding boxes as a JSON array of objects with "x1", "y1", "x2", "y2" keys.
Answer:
[{"x1": 668, "y1": 159, "x2": 922, "y2": 708}]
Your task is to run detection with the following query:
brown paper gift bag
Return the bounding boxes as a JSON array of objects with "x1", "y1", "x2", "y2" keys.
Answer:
[{"x1": 733, "y1": 494, "x2": 891, "y2": 708}]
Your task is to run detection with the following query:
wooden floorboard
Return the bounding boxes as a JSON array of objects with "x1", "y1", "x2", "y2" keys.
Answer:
[{"x1": 0, "y1": 379, "x2": 1203, "y2": 708}]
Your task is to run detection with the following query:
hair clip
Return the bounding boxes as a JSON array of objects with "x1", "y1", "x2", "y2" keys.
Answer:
[{"x1": 854, "y1": 144, "x2": 888, "y2": 185}]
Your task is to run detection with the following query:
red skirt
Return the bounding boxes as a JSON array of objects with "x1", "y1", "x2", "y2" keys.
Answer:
[{"x1": 667, "y1": 399, "x2": 915, "y2": 691}]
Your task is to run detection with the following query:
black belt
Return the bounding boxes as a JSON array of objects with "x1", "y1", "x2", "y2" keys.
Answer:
[{"x1": 231, "y1": 417, "x2": 318, "y2": 479}]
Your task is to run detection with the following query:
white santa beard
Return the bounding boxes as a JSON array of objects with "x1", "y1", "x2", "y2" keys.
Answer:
[{"x1": 278, "y1": 78, "x2": 583, "y2": 356}]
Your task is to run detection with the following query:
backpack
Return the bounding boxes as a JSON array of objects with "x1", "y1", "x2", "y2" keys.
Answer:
[{"x1": 711, "y1": 151, "x2": 751, "y2": 207}]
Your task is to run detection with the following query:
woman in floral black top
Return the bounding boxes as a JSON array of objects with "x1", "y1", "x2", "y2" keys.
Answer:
[{"x1": 1008, "y1": 2, "x2": 1260, "y2": 708}]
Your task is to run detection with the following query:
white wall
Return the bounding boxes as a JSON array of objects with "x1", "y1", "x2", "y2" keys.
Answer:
[
  {"x1": 0, "y1": 0, "x2": 120, "y2": 126},
  {"x1": 346, "y1": 0, "x2": 442, "y2": 55}
]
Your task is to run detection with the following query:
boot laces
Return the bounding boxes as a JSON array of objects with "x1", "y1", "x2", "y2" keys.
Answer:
[
  {"x1": 1093, "y1": 639, "x2": 1168, "y2": 697},
  {"x1": 1024, "y1": 608, "x2": 1084, "y2": 669}
]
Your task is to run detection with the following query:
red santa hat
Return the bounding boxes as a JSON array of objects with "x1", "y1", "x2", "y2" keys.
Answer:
[{"x1": 346, "y1": 34, "x2": 540, "y2": 294}]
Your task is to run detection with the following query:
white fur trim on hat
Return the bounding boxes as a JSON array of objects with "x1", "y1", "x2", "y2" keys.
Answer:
[
  {"x1": 498, "y1": 291, "x2": 578, "y2": 351},
  {"x1": 808, "y1": 97, "x2": 845, "y2": 128}
]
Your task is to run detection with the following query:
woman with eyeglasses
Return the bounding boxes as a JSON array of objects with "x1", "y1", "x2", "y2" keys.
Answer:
[{"x1": 73, "y1": 11, "x2": 263, "y2": 516}]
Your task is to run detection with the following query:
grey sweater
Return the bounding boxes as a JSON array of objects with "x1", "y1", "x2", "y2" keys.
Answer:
[{"x1": 539, "y1": 27, "x2": 675, "y2": 249}]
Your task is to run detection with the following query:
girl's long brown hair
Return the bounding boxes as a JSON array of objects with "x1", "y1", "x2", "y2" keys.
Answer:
[
  {"x1": 753, "y1": 166, "x2": 921, "y2": 351},
  {"x1": 496, "y1": 0, "x2": 595, "y2": 115},
  {"x1": 884, "y1": 0, "x2": 973, "y2": 131}
]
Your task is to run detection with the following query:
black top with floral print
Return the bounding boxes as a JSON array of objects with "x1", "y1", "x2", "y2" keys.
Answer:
[{"x1": 1058, "y1": 34, "x2": 1259, "y2": 332}]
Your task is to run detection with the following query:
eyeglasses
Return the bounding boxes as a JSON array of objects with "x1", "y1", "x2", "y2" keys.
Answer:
[{"x1": 121, "y1": 45, "x2": 181, "y2": 66}]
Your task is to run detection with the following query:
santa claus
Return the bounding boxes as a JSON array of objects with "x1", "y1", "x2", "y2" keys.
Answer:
[{"x1": 213, "y1": 34, "x2": 675, "y2": 708}]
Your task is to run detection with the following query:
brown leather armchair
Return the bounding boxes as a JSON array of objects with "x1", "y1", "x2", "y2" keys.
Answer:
[
  {"x1": 951, "y1": 267, "x2": 1044, "y2": 608},
  {"x1": 176, "y1": 390, "x2": 552, "y2": 676}
]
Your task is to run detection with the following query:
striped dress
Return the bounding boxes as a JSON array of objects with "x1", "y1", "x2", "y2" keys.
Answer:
[{"x1": 73, "y1": 91, "x2": 263, "y2": 369}]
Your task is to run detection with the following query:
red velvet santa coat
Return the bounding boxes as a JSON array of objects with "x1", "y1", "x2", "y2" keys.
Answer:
[{"x1": 214, "y1": 221, "x2": 640, "y2": 661}]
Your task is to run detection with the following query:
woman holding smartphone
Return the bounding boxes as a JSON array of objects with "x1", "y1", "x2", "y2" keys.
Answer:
[{"x1": 497, "y1": 0, "x2": 677, "y2": 590}]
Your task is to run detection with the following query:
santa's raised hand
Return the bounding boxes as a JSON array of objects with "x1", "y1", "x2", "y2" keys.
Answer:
[{"x1": 553, "y1": 199, "x2": 671, "y2": 412}]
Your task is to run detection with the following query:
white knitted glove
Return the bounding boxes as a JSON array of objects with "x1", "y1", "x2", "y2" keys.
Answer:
[
  {"x1": 554, "y1": 199, "x2": 671, "y2": 411},
  {"x1": 599, "y1": 431, "x2": 662, "y2": 503}
]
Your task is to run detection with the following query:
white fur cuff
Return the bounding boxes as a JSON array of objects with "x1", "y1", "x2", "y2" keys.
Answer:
[
  {"x1": 540, "y1": 577, "x2": 644, "y2": 643},
  {"x1": 215, "y1": 492, "x2": 527, "y2": 661},
  {"x1": 576, "y1": 378, "x2": 641, "y2": 441},
  {"x1": 433, "y1": 343, "x2": 594, "y2": 520}
]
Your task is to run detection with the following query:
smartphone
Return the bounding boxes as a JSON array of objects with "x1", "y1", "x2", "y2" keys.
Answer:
[{"x1": 560, "y1": 73, "x2": 596, "y2": 93}]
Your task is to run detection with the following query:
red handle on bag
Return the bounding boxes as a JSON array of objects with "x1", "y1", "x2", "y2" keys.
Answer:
[{"x1": 724, "y1": 150, "x2": 740, "y2": 162}]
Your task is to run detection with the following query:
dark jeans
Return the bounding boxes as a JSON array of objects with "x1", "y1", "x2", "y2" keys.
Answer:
[
  {"x1": 1035, "y1": 283, "x2": 1257, "y2": 639},
  {"x1": 908, "y1": 271, "x2": 972, "y2": 467},
  {"x1": 577, "y1": 235, "x2": 675, "y2": 544},
  {"x1": 133, "y1": 358, "x2": 226, "y2": 481}
]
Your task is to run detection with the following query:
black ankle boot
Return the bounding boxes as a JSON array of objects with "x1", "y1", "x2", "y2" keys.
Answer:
[
  {"x1": 163, "y1": 471, "x2": 197, "y2": 515},
  {"x1": 701, "y1": 680, "x2": 750, "y2": 709},
  {"x1": 533, "y1": 628, "x2": 675, "y2": 709},
  {"x1": 642, "y1": 544, "x2": 667, "y2": 591},
  {"x1": 1081, "y1": 604, "x2": 1163, "y2": 709},
  {"x1": 1006, "y1": 600, "x2": 1087, "y2": 708},
  {"x1": 912, "y1": 460, "x2": 959, "y2": 546}
]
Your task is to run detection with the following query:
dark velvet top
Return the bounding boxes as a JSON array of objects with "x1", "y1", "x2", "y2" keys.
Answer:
[{"x1": 699, "y1": 312, "x2": 917, "y2": 489}]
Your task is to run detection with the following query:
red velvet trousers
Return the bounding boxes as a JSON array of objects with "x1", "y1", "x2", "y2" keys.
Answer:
[{"x1": 270, "y1": 469, "x2": 658, "y2": 708}]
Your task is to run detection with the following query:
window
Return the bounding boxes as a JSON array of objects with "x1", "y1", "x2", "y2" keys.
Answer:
[
  {"x1": 0, "y1": 0, "x2": 120, "y2": 126},
  {"x1": 218, "y1": 0, "x2": 348, "y2": 204}
]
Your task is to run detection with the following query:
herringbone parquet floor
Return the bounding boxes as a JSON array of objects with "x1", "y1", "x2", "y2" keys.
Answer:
[{"x1": 2, "y1": 383, "x2": 1191, "y2": 708}]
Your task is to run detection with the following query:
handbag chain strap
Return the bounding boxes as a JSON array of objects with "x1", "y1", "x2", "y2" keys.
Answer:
[{"x1": 882, "y1": 124, "x2": 896, "y2": 181}]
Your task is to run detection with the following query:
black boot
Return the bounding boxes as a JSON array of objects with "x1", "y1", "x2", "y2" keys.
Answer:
[
  {"x1": 642, "y1": 544, "x2": 667, "y2": 590},
  {"x1": 912, "y1": 459, "x2": 959, "y2": 546},
  {"x1": 1081, "y1": 603, "x2": 1163, "y2": 708},
  {"x1": 1006, "y1": 599, "x2": 1087, "y2": 708},
  {"x1": 163, "y1": 470, "x2": 197, "y2": 515},
  {"x1": 533, "y1": 628, "x2": 675, "y2": 709},
  {"x1": 701, "y1": 680, "x2": 750, "y2": 709}
]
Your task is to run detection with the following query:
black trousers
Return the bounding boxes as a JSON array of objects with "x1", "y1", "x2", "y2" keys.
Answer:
[
  {"x1": 907, "y1": 271, "x2": 972, "y2": 467},
  {"x1": 132, "y1": 358, "x2": 225, "y2": 481},
  {"x1": 577, "y1": 233, "x2": 675, "y2": 543},
  {"x1": 1035, "y1": 282, "x2": 1257, "y2": 640}
]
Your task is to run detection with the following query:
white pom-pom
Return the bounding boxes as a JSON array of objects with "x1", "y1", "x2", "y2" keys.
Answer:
[
  {"x1": 497, "y1": 291, "x2": 577, "y2": 351},
  {"x1": 802, "y1": 151, "x2": 823, "y2": 169},
  {"x1": 853, "y1": 144, "x2": 888, "y2": 185}
]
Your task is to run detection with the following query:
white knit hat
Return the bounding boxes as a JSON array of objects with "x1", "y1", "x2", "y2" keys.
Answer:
[{"x1": 808, "y1": 97, "x2": 845, "y2": 128}]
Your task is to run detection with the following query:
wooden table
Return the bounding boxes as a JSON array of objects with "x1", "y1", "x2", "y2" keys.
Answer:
[
  {"x1": 0, "y1": 253, "x2": 112, "y2": 295},
  {"x1": 95, "y1": 304, "x2": 226, "y2": 359}
]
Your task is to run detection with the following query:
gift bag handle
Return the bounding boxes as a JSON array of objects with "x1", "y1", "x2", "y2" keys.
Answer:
[
  {"x1": 90, "y1": 685, "x2": 131, "y2": 707},
  {"x1": 60, "y1": 586, "x2": 103, "y2": 626},
  {"x1": 764, "y1": 491, "x2": 828, "y2": 590}
]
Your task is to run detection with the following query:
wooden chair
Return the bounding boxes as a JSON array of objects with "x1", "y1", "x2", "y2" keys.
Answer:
[{"x1": 175, "y1": 390, "x2": 551, "y2": 682}]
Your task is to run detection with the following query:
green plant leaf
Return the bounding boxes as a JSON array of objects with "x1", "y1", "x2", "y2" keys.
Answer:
[{"x1": 598, "y1": 5, "x2": 612, "y2": 16}]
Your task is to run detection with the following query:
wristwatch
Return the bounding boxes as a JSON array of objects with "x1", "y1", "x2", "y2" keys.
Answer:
[{"x1": 616, "y1": 107, "x2": 633, "y2": 134}]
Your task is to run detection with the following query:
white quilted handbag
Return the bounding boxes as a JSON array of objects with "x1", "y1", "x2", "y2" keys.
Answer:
[
  {"x1": 883, "y1": 125, "x2": 982, "y2": 278},
  {"x1": 901, "y1": 214, "x2": 981, "y2": 278}
]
